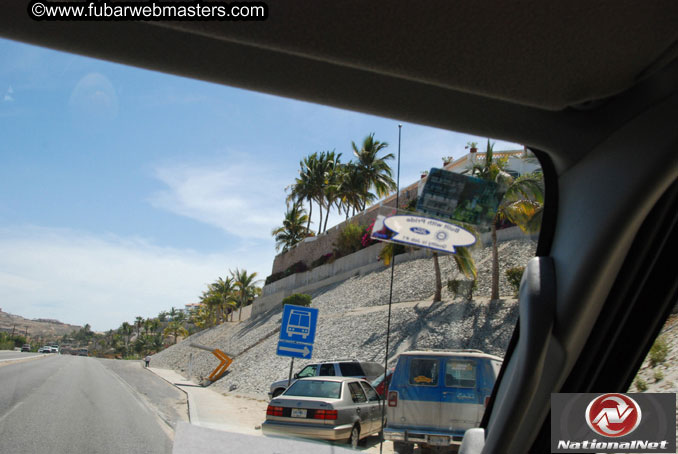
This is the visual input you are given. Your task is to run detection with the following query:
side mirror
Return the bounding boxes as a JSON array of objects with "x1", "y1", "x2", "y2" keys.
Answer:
[{"x1": 293, "y1": 373, "x2": 299, "y2": 379}]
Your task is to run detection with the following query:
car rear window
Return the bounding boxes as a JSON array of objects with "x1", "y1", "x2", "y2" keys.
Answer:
[
  {"x1": 445, "y1": 359, "x2": 476, "y2": 388},
  {"x1": 339, "y1": 362, "x2": 364, "y2": 376},
  {"x1": 360, "y1": 382, "x2": 380, "y2": 402},
  {"x1": 285, "y1": 380, "x2": 342, "y2": 399},
  {"x1": 347, "y1": 382, "x2": 367, "y2": 403},
  {"x1": 409, "y1": 358, "x2": 439, "y2": 386}
]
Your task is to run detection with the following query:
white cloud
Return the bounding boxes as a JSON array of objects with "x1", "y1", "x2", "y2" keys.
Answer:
[
  {"x1": 149, "y1": 156, "x2": 288, "y2": 240},
  {"x1": 0, "y1": 226, "x2": 273, "y2": 331},
  {"x1": 3, "y1": 85, "x2": 14, "y2": 102}
]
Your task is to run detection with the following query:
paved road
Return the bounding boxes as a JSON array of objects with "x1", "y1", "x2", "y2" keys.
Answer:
[
  {"x1": 0, "y1": 355, "x2": 180, "y2": 453},
  {"x1": 0, "y1": 351, "x2": 41, "y2": 361},
  {"x1": 98, "y1": 358, "x2": 189, "y2": 431}
]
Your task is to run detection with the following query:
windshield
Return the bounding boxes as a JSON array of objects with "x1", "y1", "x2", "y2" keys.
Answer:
[{"x1": 0, "y1": 33, "x2": 544, "y2": 454}]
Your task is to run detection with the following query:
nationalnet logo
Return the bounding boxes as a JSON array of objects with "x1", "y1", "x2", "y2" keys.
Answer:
[
  {"x1": 551, "y1": 393, "x2": 676, "y2": 453},
  {"x1": 585, "y1": 393, "x2": 641, "y2": 437}
]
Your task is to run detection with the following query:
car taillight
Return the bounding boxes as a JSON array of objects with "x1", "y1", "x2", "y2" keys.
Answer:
[
  {"x1": 266, "y1": 405, "x2": 283, "y2": 416},
  {"x1": 314, "y1": 410, "x2": 338, "y2": 420},
  {"x1": 388, "y1": 391, "x2": 398, "y2": 407}
]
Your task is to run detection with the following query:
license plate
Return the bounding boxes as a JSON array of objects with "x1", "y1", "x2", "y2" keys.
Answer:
[
  {"x1": 291, "y1": 408, "x2": 307, "y2": 418},
  {"x1": 428, "y1": 435, "x2": 449, "y2": 446}
]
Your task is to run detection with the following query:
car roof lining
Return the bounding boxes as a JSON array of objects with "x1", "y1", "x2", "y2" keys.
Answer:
[{"x1": 2, "y1": 2, "x2": 678, "y2": 174}]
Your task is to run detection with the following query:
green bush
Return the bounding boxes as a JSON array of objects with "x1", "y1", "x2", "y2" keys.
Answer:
[
  {"x1": 447, "y1": 279, "x2": 477, "y2": 300},
  {"x1": 635, "y1": 377, "x2": 648, "y2": 392},
  {"x1": 282, "y1": 293, "x2": 312, "y2": 308},
  {"x1": 311, "y1": 253, "x2": 334, "y2": 268},
  {"x1": 334, "y1": 223, "x2": 365, "y2": 258},
  {"x1": 654, "y1": 369, "x2": 664, "y2": 382},
  {"x1": 287, "y1": 261, "x2": 308, "y2": 275},
  {"x1": 265, "y1": 272, "x2": 285, "y2": 285},
  {"x1": 649, "y1": 335, "x2": 668, "y2": 367},
  {"x1": 506, "y1": 266, "x2": 525, "y2": 296}
]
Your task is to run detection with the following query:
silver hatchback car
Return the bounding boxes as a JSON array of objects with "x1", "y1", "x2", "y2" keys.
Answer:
[{"x1": 262, "y1": 376, "x2": 384, "y2": 449}]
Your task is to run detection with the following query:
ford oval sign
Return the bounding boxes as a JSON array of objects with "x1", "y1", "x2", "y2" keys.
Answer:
[
  {"x1": 376, "y1": 215, "x2": 477, "y2": 254},
  {"x1": 410, "y1": 227, "x2": 430, "y2": 235}
]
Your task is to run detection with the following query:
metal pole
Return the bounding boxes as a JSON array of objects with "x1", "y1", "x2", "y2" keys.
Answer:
[
  {"x1": 287, "y1": 357, "x2": 295, "y2": 388},
  {"x1": 380, "y1": 124, "x2": 402, "y2": 454}
]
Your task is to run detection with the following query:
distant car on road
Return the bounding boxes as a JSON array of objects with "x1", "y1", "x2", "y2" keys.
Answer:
[
  {"x1": 21, "y1": 344, "x2": 31, "y2": 352},
  {"x1": 268, "y1": 360, "x2": 383, "y2": 399},
  {"x1": 38, "y1": 346, "x2": 51, "y2": 353},
  {"x1": 77, "y1": 348, "x2": 88, "y2": 356},
  {"x1": 262, "y1": 377, "x2": 383, "y2": 449}
]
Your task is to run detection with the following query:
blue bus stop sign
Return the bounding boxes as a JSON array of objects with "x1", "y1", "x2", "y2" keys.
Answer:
[{"x1": 277, "y1": 305, "x2": 319, "y2": 359}]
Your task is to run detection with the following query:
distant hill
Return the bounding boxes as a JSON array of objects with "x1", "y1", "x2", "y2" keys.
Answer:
[{"x1": 0, "y1": 309, "x2": 82, "y2": 341}]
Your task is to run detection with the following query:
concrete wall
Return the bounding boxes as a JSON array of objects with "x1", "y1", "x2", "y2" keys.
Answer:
[
  {"x1": 480, "y1": 226, "x2": 539, "y2": 244},
  {"x1": 254, "y1": 243, "x2": 431, "y2": 317},
  {"x1": 255, "y1": 226, "x2": 536, "y2": 318},
  {"x1": 237, "y1": 304, "x2": 252, "y2": 321}
]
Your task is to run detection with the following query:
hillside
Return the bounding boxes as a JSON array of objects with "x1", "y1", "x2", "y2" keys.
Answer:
[
  {"x1": 151, "y1": 239, "x2": 535, "y2": 399},
  {"x1": 630, "y1": 314, "x2": 678, "y2": 394},
  {"x1": 0, "y1": 309, "x2": 82, "y2": 340}
]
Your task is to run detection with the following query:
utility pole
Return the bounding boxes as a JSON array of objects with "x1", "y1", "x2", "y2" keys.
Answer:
[{"x1": 10, "y1": 324, "x2": 15, "y2": 338}]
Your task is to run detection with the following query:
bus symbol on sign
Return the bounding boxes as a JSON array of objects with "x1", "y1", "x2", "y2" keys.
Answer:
[{"x1": 287, "y1": 309, "x2": 311, "y2": 339}]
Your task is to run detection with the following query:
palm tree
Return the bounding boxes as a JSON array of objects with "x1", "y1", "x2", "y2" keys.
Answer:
[
  {"x1": 230, "y1": 268, "x2": 261, "y2": 321},
  {"x1": 120, "y1": 322, "x2": 133, "y2": 349},
  {"x1": 336, "y1": 162, "x2": 375, "y2": 218},
  {"x1": 472, "y1": 140, "x2": 544, "y2": 299},
  {"x1": 199, "y1": 286, "x2": 220, "y2": 326},
  {"x1": 163, "y1": 321, "x2": 188, "y2": 345},
  {"x1": 320, "y1": 151, "x2": 342, "y2": 232},
  {"x1": 287, "y1": 153, "x2": 319, "y2": 231},
  {"x1": 272, "y1": 202, "x2": 312, "y2": 252},
  {"x1": 134, "y1": 316, "x2": 144, "y2": 339},
  {"x1": 149, "y1": 318, "x2": 160, "y2": 334},
  {"x1": 213, "y1": 276, "x2": 237, "y2": 323},
  {"x1": 352, "y1": 133, "x2": 396, "y2": 209},
  {"x1": 143, "y1": 318, "x2": 152, "y2": 335}
]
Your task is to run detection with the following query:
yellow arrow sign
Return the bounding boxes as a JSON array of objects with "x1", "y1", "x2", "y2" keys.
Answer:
[{"x1": 207, "y1": 349, "x2": 232, "y2": 382}]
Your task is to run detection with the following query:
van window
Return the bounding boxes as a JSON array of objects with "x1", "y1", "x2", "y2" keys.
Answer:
[
  {"x1": 409, "y1": 358, "x2": 439, "y2": 385},
  {"x1": 319, "y1": 363, "x2": 335, "y2": 376},
  {"x1": 445, "y1": 359, "x2": 476, "y2": 388},
  {"x1": 339, "y1": 362, "x2": 364, "y2": 376},
  {"x1": 347, "y1": 382, "x2": 367, "y2": 403}
]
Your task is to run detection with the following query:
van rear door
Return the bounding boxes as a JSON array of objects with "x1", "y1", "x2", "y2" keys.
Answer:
[
  {"x1": 390, "y1": 356, "x2": 442, "y2": 430},
  {"x1": 439, "y1": 358, "x2": 484, "y2": 432}
]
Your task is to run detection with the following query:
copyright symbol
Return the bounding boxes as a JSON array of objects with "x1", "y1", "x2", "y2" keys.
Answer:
[{"x1": 30, "y1": 2, "x2": 45, "y2": 19}]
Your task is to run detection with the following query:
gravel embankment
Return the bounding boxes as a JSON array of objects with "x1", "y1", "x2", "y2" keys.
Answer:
[{"x1": 151, "y1": 240, "x2": 536, "y2": 399}]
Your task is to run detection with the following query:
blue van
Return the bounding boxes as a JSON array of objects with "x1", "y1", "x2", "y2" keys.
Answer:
[{"x1": 383, "y1": 350, "x2": 502, "y2": 453}]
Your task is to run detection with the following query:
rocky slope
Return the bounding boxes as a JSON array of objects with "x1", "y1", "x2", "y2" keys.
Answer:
[
  {"x1": 0, "y1": 309, "x2": 81, "y2": 340},
  {"x1": 151, "y1": 239, "x2": 536, "y2": 399}
]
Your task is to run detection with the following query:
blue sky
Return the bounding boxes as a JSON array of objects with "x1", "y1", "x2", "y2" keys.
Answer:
[{"x1": 0, "y1": 37, "x2": 520, "y2": 331}]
